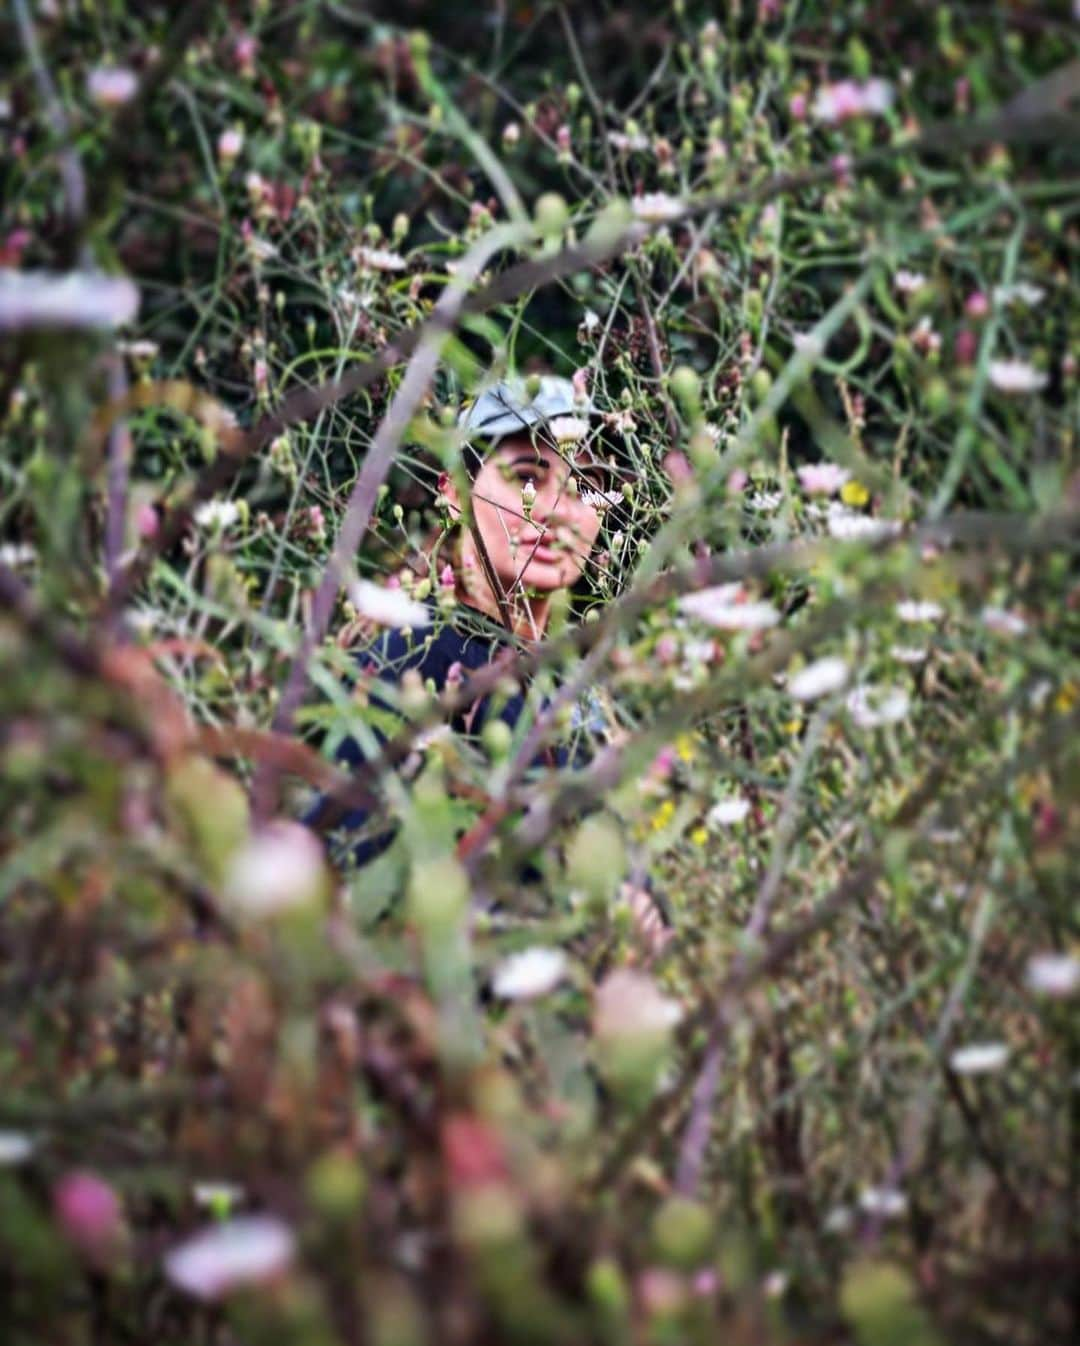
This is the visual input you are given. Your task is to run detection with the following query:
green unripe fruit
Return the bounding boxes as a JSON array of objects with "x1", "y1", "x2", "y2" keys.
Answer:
[
  {"x1": 534, "y1": 192, "x2": 569, "y2": 236},
  {"x1": 923, "y1": 377, "x2": 950, "y2": 416},
  {"x1": 566, "y1": 814, "x2": 625, "y2": 904},
  {"x1": 306, "y1": 1151, "x2": 366, "y2": 1221},
  {"x1": 652, "y1": 1197, "x2": 715, "y2": 1270},
  {"x1": 482, "y1": 718, "x2": 513, "y2": 758},
  {"x1": 669, "y1": 365, "x2": 701, "y2": 413},
  {"x1": 408, "y1": 856, "x2": 468, "y2": 934},
  {"x1": 587, "y1": 1257, "x2": 630, "y2": 1318},
  {"x1": 750, "y1": 368, "x2": 773, "y2": 403}
]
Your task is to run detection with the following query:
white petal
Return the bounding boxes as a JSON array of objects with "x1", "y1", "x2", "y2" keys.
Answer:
[
  {"x1": 707, "y1": 797, "x2": 751, "y2": 827},
  {"x1": 349, "y1": 579, "x2": 430, "y2": 629},
  {"x1": 788, "y1": 656, "x2": 850, "y2": 702},
  {"x1": 846, "y1": 685, "x2": 911, "y2": 729},
  {"x1": 858, "y1": 1186, "x2": 907, "y2": 1218},
  {"x1": 0, "y1": 270, "x2": 139, "y2": 332},
  {"x1": 492, "y1": 947, "x2": 568, "y2": 1000},
  {"x1": 1025, "y1": 953, "x2": 1080, "y2": 998},
  {"x1": 678, "y1": 589, "x2": 779, "y2": 631},
  {"x1": 895, "y1": 600, "x2": 944, "y2": 623},
  {"x1": 949, "y1": 1042, "x2": 1009, "y2": 1075},
  {"x1": 164, "y1": 1216, "x2": 295, "y2": 1301},
  {"x1": 0, "y1": 1131, "x2": 35, "y2": 1166},
  {"x1": 222, "y1": 822, "x2": 325, "y2": 918}
]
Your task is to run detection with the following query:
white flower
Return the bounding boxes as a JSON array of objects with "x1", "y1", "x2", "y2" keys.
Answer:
[
  {"x1": 581, "y1": 489, "x2": 622, "y2": 510},
  {"x1": 222, "y1": 821, "x2": 325, "y2": 919},
  {"x1": 895, "y1": 600, "x2": 944, "y2": 623},
  {"x1": 607, "y1": 130, "x2": 650, "y2": 152},
  {"x1": 858, "y1": 1186, "x2": 907, "y2": 1218},
  {"x1": 746, "y1": 489, "x2": 784, "y2": 513},
  {"x1": 117, "y1": 339, "x2": 159, "y2": 360},
  {"x1": 349, "y1": 578, "x2": 430, "y2": 629},
  {"x1": 631, "y1": 192, "x2": 684, "y2": 223},
  {"x1": 1025, "y1": 953, "x2": 1080, "y2": 998},
  {"x1": 217, "y1": 128, "x2": 244, "y2": 163},
  {"x1": 0, "y1": 543, "x2": 36, "y2": 567},
  {"x1": 891, "y1": 645, "x2": 929, "y2": 665},
  {"x1": 87, "y1": 66, "x2": 138, "y2": 108},
  {"x1": 826, "y1": 505, "x2": 901, "y2": 542},
  {"x1": 492, "y1": 947, "x2": 568, "y2": 1000},
  {"x1": 164, "y1": 1216, "x2": 295, "y2": 1301},
  {"x1": 988, "y1": 359, "x2": 1047, "y2": 394},
  {"x1": 894, "y1": 269, "x2": 928, "y2": 294},
  {"x1": 949, "y1": 1042, "x2": 1009, "y2": 1075},
  {"x1": 246, "y1": 236, "x2": 278, "y2": 264},
  {"x1": 0, "y1": 270, "x2": 139, "y2": 332},
  {"x1": 547, "y1": 415, "x2": 589, "y2": 445},
  {"x1": 193, "y1": 499, "x2": 240, "y2": 530},
  {"x1": 356, "y1": 246, "x2": 407, "y2": 272},
  {"x1": 193, "y1": 1181, "x2": 245, "y2": 1210},
  {"x1": 678, "y1": 588, "x2": 780, "y2": 631},
  {"x1": 980, "y1": 605, "x2": 1027, "y2": 637},
  {"x1": 707, "y1": 797, "x2": 751, "y2": 827},
  {"x1": 594, "y1": 969, "x2": 682, "y2": 1041},
  {"x1": 0, "y1": 1131, "x2": 34, "y2": 1166},
  {"x1": 993, "y1": 283, "x2": 1045, "y2": 308},
  {"x1": 789, "y1": 656, "x2": 850, "y2": 702},
  {"x1": 846, "y1": 685, "x2": 911, "y2": 729},
  {"x1": 824, "y1": 1205, "x2": 854, "y2": 1234},
  {"x1": 797, "y1": 463, "x2": 849, "y2": 496},
  {"x1": 792, "y1": 332, "x2": 825, "y2": 359},
  {"x1": 812, "y1": 78, "x2": 894, "y2": 123}
]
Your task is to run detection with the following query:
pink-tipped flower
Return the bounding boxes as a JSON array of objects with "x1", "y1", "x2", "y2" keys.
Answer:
[
  {"x1": 797, "y1": 462, "x2": 850, "y2": 496},
  {"x1": 87, "y1": 66, "x2": 138, "y2": 108},
  {"x1": 813, "y1": 78, "x2": 893, "y2": 124},
  {"x1": 440, "y1": 563, "x2": 456, "y2": 590},
  {"x1": 53, "y1": 1171, "x2": 125, "y2": 1268},
  {"x1": 164, "y1": 1216, "x2": 295, "y2": 1301},
  {"x1": 217, "y1": 127, "x2": 244, "y2": 165},
  {"x1": 789, "y1": 92, "x2": 808, "y2": 121}
]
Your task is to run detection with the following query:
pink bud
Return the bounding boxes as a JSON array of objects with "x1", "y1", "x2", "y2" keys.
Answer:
[
  {"x1": 53, "y1": 1171, "x2": 124, "y2": 1267},
  {"x1": 650, "y1": 746, "x2": 677, "y2": 779},
  {"x1": 556, "y1": 124, "x2": 572, "y2": 153},
  {"x1": 954, "y1": 327, "x2": 977, "y2": 366},
  {"x1": 135, "y1": 502, "x2": 159, "y2": 539},
  {"x1": 789, "y1": 93, "x2": 807, "y2": 121},
  {"x1": 726, "y1": 469, "x2": 748, "y2": 495},
  {"x1": 655, "y1": 635, "x2": 678, "y2": 665},
  {"x1": 965, "y1": 291, "x2": 989, "y2": 320},
  {"x1": 572, "y1": 367, "x2": 589, "y2": 400},
  {"x1": 440, "y1": 563, "x2": 455, "y2": 589},
  {"x1": 830, "y1": 154, "x2": 853, "y2": 187}
]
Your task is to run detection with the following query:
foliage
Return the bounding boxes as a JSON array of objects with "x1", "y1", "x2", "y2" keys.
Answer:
[{"x1": 1, "y1": 2, "x2": 1079, "y2": 1343}]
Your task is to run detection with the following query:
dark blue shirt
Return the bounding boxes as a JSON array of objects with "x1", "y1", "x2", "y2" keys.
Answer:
[{"x1": 303, "y1": 602, "x2": 583, "y2": 866}]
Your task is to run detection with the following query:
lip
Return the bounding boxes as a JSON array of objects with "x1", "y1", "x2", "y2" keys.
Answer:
[{"x1": 525, "y1": 544, "x2": 561, "y2": 565}]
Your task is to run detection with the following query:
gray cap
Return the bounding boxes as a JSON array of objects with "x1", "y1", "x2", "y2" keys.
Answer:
[{"x1": 458, "y1": 375, "x2": 595, "y2": 446}]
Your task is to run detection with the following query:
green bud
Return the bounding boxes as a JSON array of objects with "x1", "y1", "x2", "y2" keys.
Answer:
[
  {"x1": 652, "y1": 1197, "x2": 714, "y2": 1270},
  {"x1": 482, "y1": 718, "x2": 513, "y2": 759},
  {"x1": 534, "y1": 192, "x2": 569, "y2": 236},
  {"x1": 306, "y1": 1151, "x2": 366, "y2": 1221},
  {"x1": 566, "y1": 814, "x2": 625, "y2": 904},
  {"x1": 669, "y1": 364, "x2": 701, "y2": 413}
]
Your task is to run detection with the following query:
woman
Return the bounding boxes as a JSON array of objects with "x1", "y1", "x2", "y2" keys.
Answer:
[{"x1": 305, "y1": 375, "x2": 667, "y2": 947}]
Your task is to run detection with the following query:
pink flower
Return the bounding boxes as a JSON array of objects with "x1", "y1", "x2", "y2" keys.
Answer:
[
  {"x1": 217, "y1": 127, "x2": 244, "y2": 165},
  {"x1": 53, "y1": 1171, "x2": 124, "y2": 1267},
  {"x1": 135, "y1": 502, "x2": 159, "y2": 539},
  {"x1": 965, "y1": 291, "x2": 990, "y2": 320},
  {"x1": 556, "y1": 124, "x2": 572, "y2": 154},
  {"x1": 797, "y1": 462, "x2": 850, "y2": 496},
  {"x1": 954, "y1": 328, "x2": 977, "y2": 365},
  {"x1": 440, "y1": 563, "x2": 456, "y2": 589},
  {"x1": 789, "y1": 92, "x2": 808, "y2": 121},
  {"x1": 87, "y1": 66, "x2": 138, "y2": 108},
  {"x1": 831, "y1": 154, "x2": 853, "y2": 186},
  {"x1": 726, "y1": 469, "x2": 748, "y2": 495},
  {"x1": 813, "y1": 78, "x2": 893, "y2": 124},
  {"x1": 649, "y1": 746, "x2": 677, "y2": 779}
]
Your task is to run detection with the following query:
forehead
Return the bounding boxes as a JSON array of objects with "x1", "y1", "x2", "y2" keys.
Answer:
[{"x1": 488, "y1": 433, "x2": 604, "y2": 470}]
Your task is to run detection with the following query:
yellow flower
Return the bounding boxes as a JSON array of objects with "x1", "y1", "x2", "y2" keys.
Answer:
[
  {"x1": 675, "y1": 733, "x2": 696, "y2": 763},
  {"x1": 1055, "y1": 682, "x2": 1077, "y2": 714},
  {"x1": 782, "y1": 717, "x2": 804, "y2": 736},
  {"x1": 690, "y1": 826, "x2": 709, "y2": 846},
  {"x1": 840, "y1": 479, "x2": 870, "y2": 508},
  {"x1": 650, "y1": 799, "x2": 676, "y2": 831}
]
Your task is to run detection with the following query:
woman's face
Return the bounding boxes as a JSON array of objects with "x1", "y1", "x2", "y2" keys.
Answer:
[{"x1": 447, "y1": 434, "x2": 607, "y2": 596}]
